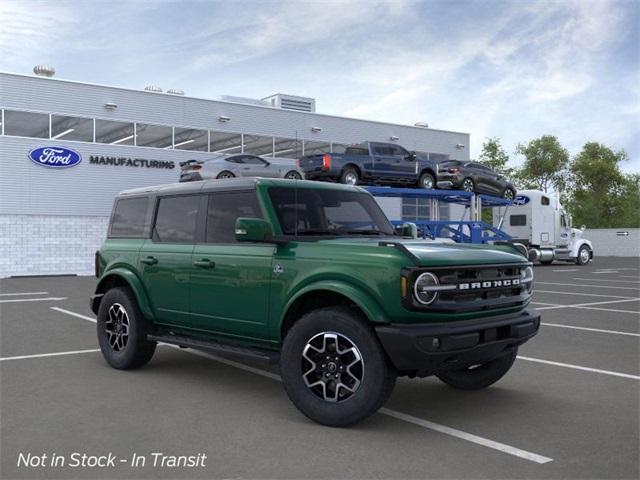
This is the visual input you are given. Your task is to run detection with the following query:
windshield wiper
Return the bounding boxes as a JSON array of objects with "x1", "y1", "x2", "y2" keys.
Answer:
[
  {"x1": 295, "y1": 229, "x2": 343, "y2": 236},
  {"x1": 335, "y1": 229, "x2": 388, "y2": 236}
]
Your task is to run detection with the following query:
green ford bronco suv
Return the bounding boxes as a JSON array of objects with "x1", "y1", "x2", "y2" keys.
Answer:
[{"x1": 92, "y1": 178, "x2": 539, "y2": 427}]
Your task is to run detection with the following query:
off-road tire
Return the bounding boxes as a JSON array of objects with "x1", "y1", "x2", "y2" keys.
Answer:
[
  {"x1": 418, "y1": 172, "x2": 435, "y2": 189},
  {"x1": 339, "y1": 168, "x2": 359, "y2": 185},
  {"x1": 435, "y1": 349, "x2": 517, "y2": 390},
  {"x1": 576, "y1": 245, "x2": 591, "y2": 265},
  {"x1": 280, "y1": 306, "x2": 396, "y2": 427},
  {"x1": 216, "y1": 171, "x2": 235, "y2": 179},
  {"x1": 97, "y1": 287, "x2": 156, "y2": 370}
]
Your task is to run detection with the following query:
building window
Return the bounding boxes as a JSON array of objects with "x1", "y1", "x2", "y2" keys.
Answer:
[
  {"x1": 51, "y1": 114, "x2": 93, "y2": 142},
  {"x1": 95, "y1": 119, "x2": 135, "y2": 145},
  {"x1": 243, "y1": 134, "x2": 274, "y2": 156},
  {"x1": 303, "y1": 141, "x2": 331, "y2": 156},
  {"x1": 3, "y1": 110, "x2": 49, "y2": 138},
  {"x1": 135, "y1": 123, "x2": 173, "y2": 148},
  {"x1": 210, "y1": 131, "x2": 243, "y2": 154},
  {"x1": 273, "y1": 137, "x2": 302, "y2": 159},
  {"x1": 173, "y1": 127, "x2": 208, "y2": 151}
]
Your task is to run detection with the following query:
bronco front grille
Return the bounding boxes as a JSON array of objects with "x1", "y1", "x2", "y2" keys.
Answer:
[{"x1": 404, "y1": 263, "x2": 532, "y2": 313}]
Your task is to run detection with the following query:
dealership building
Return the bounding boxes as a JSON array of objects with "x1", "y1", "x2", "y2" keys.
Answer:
[{"x1": 0, "y1": 69, "x2": 470, "y2": 277}]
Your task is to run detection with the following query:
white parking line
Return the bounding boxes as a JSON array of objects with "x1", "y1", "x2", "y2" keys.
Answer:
[
  {"x1": 620, "y1": 275, "x2": 640, "y2": 279},
  {"x1": 536, "y1": 282, "x2": 640, "y2": 291},
  {"x1": 534, "y1": 298, "x2": 640, "y2": 311},
  {"x1": 541, "y1": 322, "x2": 640, "y2": 337},
  {"x1": 517, "y1": 356, "x2": 640, "y2": 380},
  {"x1": 551, "y1": 269, "x2": 579, "y2": 272},
  {"x1": 0, "y1": 291, "x2": 49, "y2": 296},
  {"x1": 593, "y1": 271, "x2": 619, "y2": 274},
  {"x1": 574, "y1": 306, "x2": 640, "y2": 315},
  {"x1": 48, "y1": 308, "x2": 553, "y2": 464},
  {"x1": 0, "y1": 349, "x2": 100, "y2": 362},
  {"x1": 573, "y1": 278, "x2": 640, "y2": 284},
  {"x1": 51, "y1": 307, "x2": 96, "y2": 323},
  {"x1": 379, "y1": 408, "x2": 553, "y2": 464},
  {"x1": 0, "y1": 297, "x2": 67, "y2": 304},
  {"x1": 535, "y1": 290, "x2": 636, "y2": 299}
]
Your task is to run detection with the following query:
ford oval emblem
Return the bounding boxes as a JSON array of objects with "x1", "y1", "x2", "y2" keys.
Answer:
[
  {"x1": 28, "y1": 146, "x2": 82, "y2": 168},
  {"x1": 513, "y1": 195, "x2": 530, "y2": 206}
]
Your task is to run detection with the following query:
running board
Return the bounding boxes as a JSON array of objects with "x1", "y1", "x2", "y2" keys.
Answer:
[{"x1": 147, "y1": 334, "x2": 280, "y2": 364}]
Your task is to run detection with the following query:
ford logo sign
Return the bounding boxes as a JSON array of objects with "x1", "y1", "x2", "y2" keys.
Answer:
[
  {"x1": 513, "y1": 195, "x2": 530, "y2": 206},
  {"x1": 28, "y1": 146, "x2": 82, "y2": 168}
]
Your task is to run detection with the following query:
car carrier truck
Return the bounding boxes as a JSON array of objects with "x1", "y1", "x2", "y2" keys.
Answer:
[{"x1": 493, "y1": 189, "x2": 594, "y2": 265}]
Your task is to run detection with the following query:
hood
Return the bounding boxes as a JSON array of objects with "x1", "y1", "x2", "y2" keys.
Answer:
[{"x1": 318, "y1": 237, "x2": 528, "y2": 266}]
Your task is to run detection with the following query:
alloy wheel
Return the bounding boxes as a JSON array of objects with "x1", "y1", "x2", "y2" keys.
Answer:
[
  {"x1": 105, "y1": 303, "x2": 130, "y2": 352},
  {"x1": 462, "y1": 179, "x2": 474, "y2": 192},
  {"x1": 301, "y1": 332, "x2": 364, "y2": 402},
  {"x1": 580, "y1": 247, "x2": 590, "y2": 264},
  {"x1": 504, "y1": 189, "x2": 515, "y2": 200},
  {"x1": 285, "y1": 171, "x2": 302, "y2": 180},
  {"x1": 421, "y1": 176, "x2": 434, "y2": 189},
  {"x1": 344, "y1": 172, "x2": 358, "y2": 185}
]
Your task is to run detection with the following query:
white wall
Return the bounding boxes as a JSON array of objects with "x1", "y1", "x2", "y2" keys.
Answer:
[
  {"x1": 584, "y1": 228, "x2": 640, "y2": 257},
  {"x1": 0, "y1": 215, "x2": 108, "y2": 277}
]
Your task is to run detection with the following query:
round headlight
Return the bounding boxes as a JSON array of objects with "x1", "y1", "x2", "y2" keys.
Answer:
[
  {"x1": 521, "y1": 266, "x2": 534, "y2": 291},
  {"x1": 414, "y1": 272, "x2": 440, "y2": 305}
]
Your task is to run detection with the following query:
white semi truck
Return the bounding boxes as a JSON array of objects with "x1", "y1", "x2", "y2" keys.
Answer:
[{"x1": 492, "y1": 190, "x2": 594, "y2": 265}]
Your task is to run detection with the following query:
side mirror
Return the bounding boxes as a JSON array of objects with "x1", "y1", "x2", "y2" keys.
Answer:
[
  {"x1": 407, "y1": 151, "x2": 417, "y2": 161},
  {"x1": 398, "y1": 222, "x2": 418, "y2": 238},
  {"x1": 581, "y1": 225, "x2": 586, "y2": 231},
  {"x1": 235, "y1": 217, "x2": 273, "y2": 242}
]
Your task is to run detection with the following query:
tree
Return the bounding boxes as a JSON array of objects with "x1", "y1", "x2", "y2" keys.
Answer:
[
  {"x1": 479, "y1": 137, "x2": 512, "y2": 176},
  {"x1": 515, "y1": 135, "x2": 569, "y2": 193},
  {"x1": 565, "y1": 142, "x2": 638, "y2": 228}
]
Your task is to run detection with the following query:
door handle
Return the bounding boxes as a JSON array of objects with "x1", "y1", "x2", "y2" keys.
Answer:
[
  {"x1": 141, "y1": 256, "x2": 158, "y2": 265},
  {"x1": 193, "y1": 259, "x2": 215, "y2": 269}
]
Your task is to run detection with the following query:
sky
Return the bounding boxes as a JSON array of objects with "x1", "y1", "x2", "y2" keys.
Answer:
[{"x1": 1, "y1": 0, "x2": 638, "y2": 172}]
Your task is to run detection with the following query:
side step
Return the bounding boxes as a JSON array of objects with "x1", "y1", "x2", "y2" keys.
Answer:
[{"x1": 148, "y1": 334, "x2": 280, "y2": 364}]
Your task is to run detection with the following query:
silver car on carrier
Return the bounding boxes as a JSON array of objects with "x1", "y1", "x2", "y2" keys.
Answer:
[{"x1": 180, "y1": 154, "x2": 304, "y2": 182}]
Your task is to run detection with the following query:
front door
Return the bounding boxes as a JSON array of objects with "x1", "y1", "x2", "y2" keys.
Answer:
[
  {"x1": 189, "y1": 190, "x2": 274, "y2": 340},
  {"x1": 239, "y1": 155, "x2": 277, "y2": 177},
  {"x1": 139, "y1": 194, "x2": 202, "y2": 326}
]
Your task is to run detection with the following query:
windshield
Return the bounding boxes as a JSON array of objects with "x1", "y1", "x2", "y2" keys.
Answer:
[{"x1": 268, "y1": 187, "x2": 395, "y2": 237}]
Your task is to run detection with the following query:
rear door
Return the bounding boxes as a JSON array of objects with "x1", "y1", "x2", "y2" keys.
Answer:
[
  {"x1": 370, "y1": 143, "x2": 395, "y2": 179},
  {"x1": 139, "y1": 194, "x2": 202, "y2": 326},
  {"x1": 189, "y1": 190, "x2": 274, "y2": 340}
]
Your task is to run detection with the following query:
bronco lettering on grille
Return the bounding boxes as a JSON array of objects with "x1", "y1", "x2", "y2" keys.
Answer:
[{"x1": 458, "y1": 278, "x2": 520, "y2": 290}]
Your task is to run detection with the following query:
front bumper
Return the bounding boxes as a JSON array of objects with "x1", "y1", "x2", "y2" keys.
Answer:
[{"x1": 375, "y1": 310, "x2": 540, "y2": 375}]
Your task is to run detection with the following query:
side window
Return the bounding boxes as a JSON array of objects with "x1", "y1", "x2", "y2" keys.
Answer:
[
  {"x1": 153, "y1": 195, "x2": 200, "y2": 243},
  {"x1": 372, "y1": 144, "x2": 391, "y2": 155},
  {"x1": 206, "y1": 191, "x2": 263, "y2": 243},
  {"x1": 242, "y1": 156, "x2": 266, "y2": 165},
  {"x1": 561, "y1": 215, "x2": 567, "y2": 227},
  {"x1": 226, "y1": 156, "x2": 243, "y2": 164},
  {"x1": 510, "y1": 215, "x2": 527, "y2": 226},
  {"x1": 110, "y1": 197, "x2": 149, "y2": 237},
  {"x1": 541, "y1": 196, "x2": 550, "y2": 206},
  {"x1": 390, "y1": 145, "x2": 410, "y2": 157}
]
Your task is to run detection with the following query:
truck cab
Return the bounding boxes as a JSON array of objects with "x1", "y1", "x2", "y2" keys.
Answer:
[{"x1": 493, "y1": 190, "x2": 593, "y2": 265}]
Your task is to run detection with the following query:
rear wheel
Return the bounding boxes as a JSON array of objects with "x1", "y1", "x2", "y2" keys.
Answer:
[
  {"x1": 576, "y1": 245, "x2": 591, "y2": 265},
  {"x1": 280, "y1": 307, "x2": 396, "y2": 427},
  {"x1": 285, "y1": 170, "x2": 302, "y2": 180},
  {"x1": 462, "y1": 178, "x2": 475, "y2": 192},
  {"x1": 97, "y1": 287, "x2": 156, "y2": 369},
  {"x1": 216, "y1": 171, "x2": 235, "y2": 179},
  {"x1": 436, "y1": 349, "x2": 517, "y2": 390},
  {"x1": 418, "y1": 172, "x2": 435, "y2": 189},
  {"x1": 340, "y1": 168, "x2": 359, "y2": 186}
]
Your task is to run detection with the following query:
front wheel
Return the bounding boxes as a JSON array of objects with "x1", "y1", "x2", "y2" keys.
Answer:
[
  {"x1": 576, "y1": 245, "x2": 591, "y2": 265},
  {"x1": 280, "y1": 307, "x2": 396, "y2": 427},
  {"x1": 97, "y1": 287, "x2": 156, "y2": 370},
  {"x1": 435, "y1": 349, "x2": 517, "y2": 390},
  {"x1": 461, "y1": 177, "x2": 475, "y2": 192}
]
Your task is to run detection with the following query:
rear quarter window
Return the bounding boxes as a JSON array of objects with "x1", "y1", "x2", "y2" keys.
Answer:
[{"x1": 109, "y1": 197, "x2": 149, "y2": 237}]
